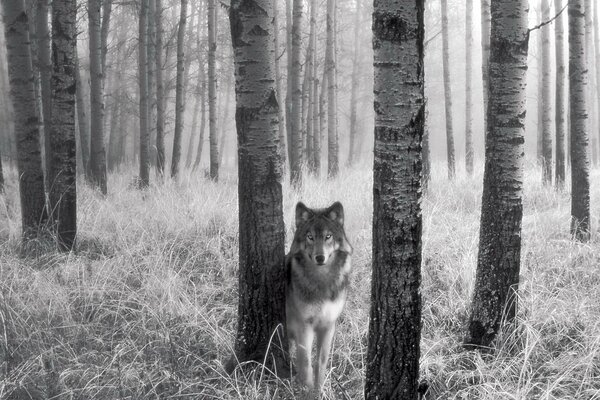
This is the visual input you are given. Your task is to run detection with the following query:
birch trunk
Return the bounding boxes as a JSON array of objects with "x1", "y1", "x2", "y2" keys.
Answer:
[
  {"x1": 569, "y1": 0, "x2": 590, "y2": 241},
  {"x1": 274, "y1": 0, "x2": 286, "y2": 166},
  {"x1": 36, "y1": 0, "x2": 52, "y2": 186},
  {"x1": 536, "y1": 10, "x2": 543, "y2": 164},
  {"x1": 3, "y1": 0, "x2": 48, "y2": 240},
  {"x1": 304, "y1": 0, "x2": 317, "y2": 167},
  {"x1": 138, "y1": 0, "x2": 150, "y2": 188},
  {"x1": 365, "y1": 0, "x2": 424, "y2": 397},
  {"x1": 347, "y1": 0, "x2": 361, "y2": 166},
  {"x1": 555, "y1": 0, "x2": 566, "y2": 187},
  {"x1": 316, "y1": 71, "x2": 326, "y2": 177},
  {"x1": 88, "y1": 0, "x2": 107, "y2": 194},
  {"x1": 465, "y1": 0, "x2": 474, "y2": 175},
  {"x1": 155, "y1": 0, "x2": 165, "y2": 175},
  {"x1": 465, "y1": 0, "x2": 529, "y2": 349},
  {"x1": 75, "y1": 58, "x2": 90, "y2": 179},
  {"x1": 584, "y1": 0, "x2": 594, "y2": 164},
  {"x1": 441, "y1": 0, "x2": 455, "y2": 179},
  {"x1": 541, "y1": 0, "x2": 552, "y2": 184},
  {"x1": 170, "y1": 0, "x2": 187, "y2": 178},
  {"x1": 208, "y1": 0, "x2": 219, "y2": 180},
  {"x1": 48, "y1": 0, "x2": 77, "y2": 251},
  {"x1": 285, "y1": 0, "x2": 293, "y2": 167},
  {"x1": 290, "y1": 0, "x2": 303, "y2": 185},
  {"x1": 326, "y1": 0, "x2": 338, "y2": 177},
  {"x1": 228, "y1": 0, "x2": 287, "y2": 371},
  {"x1": 595, "y1": 0, "x2": 600, "y2": 161}
]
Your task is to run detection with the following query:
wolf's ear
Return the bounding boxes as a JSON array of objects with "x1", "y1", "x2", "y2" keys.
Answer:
[
  {"x1": 326, "y1": 202, "x2": 344, "y2": 225},
  {"x1": 295, "y1": 202, "x2": 312, "y2": 227}
]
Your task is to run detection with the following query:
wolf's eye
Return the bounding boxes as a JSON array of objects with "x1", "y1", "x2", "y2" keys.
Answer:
[
  {"x1": 307, "y1": 234, "x2": 314, "y2": 241},
  {"x1": 325, "y1": 234, "x2": 332, "y2": 240}
]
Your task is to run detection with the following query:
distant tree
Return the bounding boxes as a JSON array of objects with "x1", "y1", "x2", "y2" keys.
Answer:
[
  {"x1": 541, "y1": 0, "x2": 552, "y2": 184},
  {"x1": 555, "y1": 0, "x2": 566, "y2": 187},
  {"x1": 326, "y1": 0, "x2": 338, "y2": 177},
  {"x1": 36, "y1": 0, "x2": 52, "y2": 186},
  {"x1": 88, "y1": 0, "x2": 107, "y2": 194},
  {"x1": 289, "y1": 0, "x2": 303, "y2": 185},
  {"x1": 147, "y1": 0, "x2": 157, "y2": 168},
  {"x1": 228, "y1": 0, "x2": 287, "y2": 371},
  {"x1": 170, "y1": 0, "x2": 187, "y2": 178},
  {"x1": 536, "y1": 10, "x2": 543, "y2": 164},
  {"x1": 75, "y1": 58, "x2": 91, "y2": 179},
  {"x1": 347, "y1": 0, "x2": 361, "y2": 166},
  {"x1": 365, "y1": 0, "x2": 424, "y2": 398},
  {"x1": 569, "y1": 0, "x2": 590, "y2": 241},
  {"x1": 155, "y1": 0, "x2": 166, "y2": 175},
  {"x1": 48, "y1": 0, "x2": 77, "y2": 251},
  {"x1": 3, "y1": 0, "x2": 48, "y2": 240},
  {"x1": 193, "y1": 79, "x2": 207, "y2": 170},
  {"x1": 465, "y1": 0, "x2": 474, "y2": 175},
  {"x1": 464, "y1": 0, "x2": 529, "y2": 349},
  {"x1": 208, "y1": 0, "x2": 219, "y2": 180},
  {"x1": 303, "y1": 0, "x2": 317, "y2": 168},
  {"x1": 139, "y1": 0, "x2": 150, "y2": 188},
  {"x1": 316, "y1": 70, "x2": 326, "y2": 176},
  {"x1": 441, "y1": 0, "x2": 455, "y2": 179}
]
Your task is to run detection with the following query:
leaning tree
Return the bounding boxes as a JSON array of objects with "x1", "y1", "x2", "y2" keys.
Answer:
[
  {"x1": 365, "y1": 0, "x2": 425, "y2": 398},
  {"x1": 465, "y1": 0, "x2": 529, "y2": 349},
  {"x1": 227, "y1": 0, "x2": 287, "y2": 372}
]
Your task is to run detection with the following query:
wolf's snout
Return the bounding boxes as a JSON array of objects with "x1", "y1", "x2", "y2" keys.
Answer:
[{"x1": 315, "y1": 255, "x2": 326, "y2": 264}]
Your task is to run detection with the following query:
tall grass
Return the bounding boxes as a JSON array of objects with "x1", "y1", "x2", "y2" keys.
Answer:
[{"x1": 0, "y1": 161, "x2": 599, "y2": 399}]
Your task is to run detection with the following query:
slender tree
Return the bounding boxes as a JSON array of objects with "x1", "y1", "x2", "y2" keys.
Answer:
[
  {"x1": 541, "y1": 0, "x2": 552, "y2": 184},
  {"x1": 228, "y1": 0, "x2": 287, "y2": 371},
  {"x1": 365, "y1": 0, "x2": 424, "y2": 397},
  {"x1": 584, "y1": 0, "x2": 595, "y2": 164},
  {"x1": 155, "y1": 0, "x2": 165, "y2": 175},
  {"x1": 569, "y1": 0, "x2": 590, "y2": 241},
  {"x1": 290, "y1": 0, "x2": 303, "y2": 184},
  {"x1": 326, "y1": 0, "x2": 338, "y2": 177},
  {"x1": 347, "y1": 0, "x2": 361, "y2": 166},
  {"x1": 3, "y1": 0, "x2": 48, "y2": 240},
  {"x1": 481, "y1": 0, "x2": 491, "y2": 140},
  {"x1": 139, "y1": 0, "x2": 150, "y2": 188},
  {"x1": 75, "y1": 58, "x2": 91, "y2": 179},
  {"x1": 48, "y1": 0, "x2": 77, "y2": 251},
  {"x1": 595, "y1": 0, "x2": 600, "y2": 158},
  {"x1": 441, "y1": 0, "x2": 455, "y2": 179},
  {"x1": 285, "y1": 0, "x2": 293, "y2": 167},
  {"x1": 555, "y1": 0, "x2": 566, "y2": 187},
  {"x1": 170, "y1": 0, "x2": 188, "y2": 178},
  {"x1": 464, "y1": 0, "x2": 529, "y2": 349},
  {"x1": 274, "y1": 0, "x2": 286, "y2": 166},
  {"x1": 208, "y1": 0, "x2": 219, "y2": 180},
  {"x1": 465, "y1": 0, "x2": 474, "y2": 175},
  {"x1": 88, "y1": 0, "x2": 107, "y2": 194},
  {"x1": 36, "y1": 0, "x2": 52, "y2": 186},
  {"x1": 193, "y1": 78, "x2": 207, "y2": 170}
]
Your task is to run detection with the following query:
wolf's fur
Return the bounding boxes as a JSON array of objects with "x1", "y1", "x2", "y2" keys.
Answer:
[{"x1": 286, "y1": 201, "x2": 352, "y2": 392}]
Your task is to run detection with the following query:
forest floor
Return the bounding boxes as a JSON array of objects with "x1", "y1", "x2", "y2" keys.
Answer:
[{"x1": 1, "y1": 161, "x2": 600, "y2": 399}]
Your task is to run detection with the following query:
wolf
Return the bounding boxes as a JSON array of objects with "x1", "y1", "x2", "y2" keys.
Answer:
[{"x1": 286, "y1": 201, "x2": 352, "y2": 392}]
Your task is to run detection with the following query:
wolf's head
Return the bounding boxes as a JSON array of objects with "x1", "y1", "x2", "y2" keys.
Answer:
[{"x1": 293, "y1": 201, "x2": 352, "y2": 265}]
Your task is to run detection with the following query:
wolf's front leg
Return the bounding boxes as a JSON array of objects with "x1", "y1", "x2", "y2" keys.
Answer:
[
  {"x1": 296, "y1": 326, "x2": 315, "y2": 389},
  {"x1": 315, "y1": 323, "x2": 335, "y2": 392}
]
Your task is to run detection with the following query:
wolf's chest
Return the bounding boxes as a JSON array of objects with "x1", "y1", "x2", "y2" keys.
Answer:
[{"x1": 294, "y1": 294, "x2": 346, "y2": 326}]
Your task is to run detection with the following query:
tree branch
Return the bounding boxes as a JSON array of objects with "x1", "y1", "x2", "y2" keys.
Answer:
[{"x1": 529, "y1": 3, "x2": 567, "y2": 33}]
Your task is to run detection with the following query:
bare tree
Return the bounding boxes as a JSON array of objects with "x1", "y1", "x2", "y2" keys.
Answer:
[
  {"x1": 274, "y1": 0, "x2": 286, "y2": 165},
  {"x1": 465, "y1": 0, "x2": 529, "y2": 349},
  {"x1": 170, "y1": 0, "x2": 188, "y2": 178},
  {"x1": 569, "y1": 0, "x2": 590, "y2": 241},
  {"x1": 139, "y1": 0, "x2": 150, "y2": 188},
  {"x1": 365, "y1": 0, "x2": 424, "y2": 397},
  {"x1": 541, "y1": 0, "x2": 552, "y2": 184},
  {"x1": 347, "y1": 0, "x2": 361, "y2": 166},
  {"x1": 465, "y1": 0, "x2": 474, "y2": 175},
  {"x1": 326, "y1": 0, "x2": 338, "y2": 177},
  {"x1": 3, "y1": 0, "x2": 48, "y2": 240},
  {"x1": 155, "y1": 0, "x2": 165, "y2": 175},
  {"x1": 441, "y1": 0, "x2": 455, "y2": 179},
  {"x1": 75, "y1": 58, "x2": 91, "y2": 179},
  {"x1": 595, "y1": 0, "x2": 600, "y2": 161},
  {"x1": 228, "y1": 0, "x2": 287, "y2": 371},
  {"x1": 555, "y1": 0, "x2": 566, "y2": 187},
  {"x1": 36, "y1": 0, "x2": 52, "y2": 186},
  {"x1": 289, "y1": 0, "x2": 303, "y2": 185},
  {"x1": 208, "y1": 0, "x2": 219, "y2": 180}
]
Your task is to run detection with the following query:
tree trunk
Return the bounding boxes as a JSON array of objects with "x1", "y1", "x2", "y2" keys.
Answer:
[
  {"x1": 100, "y1": 0, "x2": 112, "y2": 75},
  {"x1": 316, "y1": 69, "x2": 326, "y2": 177},
  {"x1": 326, "y1": 0, "x2": 338, "y2": 178},
  {"x1": 208, "y1": 0, "x2": 219, "y2": 180},
  {"x1": 285, "y1": 0, "x2": 293, "y2": 168},
  {"x1": 193, "y1": 80, "x2": 207, "y2": 170},
  {"x1": 147, "y1": 0, "x2": 157, "y2": 168},
  {"x1": 569, "y1": 0, "x2": 590, "y2": 241},
  {"x1": 465, "y1": 0, "x2": 474, "y2": 175},
  {"x1": 228, "y1": 0, "x2": 287, "y2": 372},
  {"x1": 304, "y1": 0, "x2": 317, "y2": 168},
  {"x1": 218, "y1": 77, "x2": 232, "y2": 167},
  {"x1": 75, "y1": 58, "x2": 91, "y2": 179},
  {"x1": 170, "y1": 0, "x2": 187, "y2": 178},
  {"x1": 88, "y1": 0, "x2": 107, "y2": 194},
  {"x1": 441, "y1": 0, "x2": 455, "y2": 179},
  {"x1": 274, "y1": 0, "x2": 287, "y2": 167},
  {"x1": 3, "y1": 0, "x2": 48, "y2": 240},
  {"x1": 464, "y1": 0, "x2": 529, "y2": 349},
  {"x1": 584, "y1": 0, "x2": 595, "y2": 166},
  {"x1": 536, "y1": 10, "x2": 543, "y2": 164},
  {"x1": 36, "y1": 0, "x2": 52, "y2": 188},
  {"x1": 185, "y1": 86, "x2": 201, "y2": 168},
  {"x1": 595, "y1": 0, "x2": 600, "y2": 164},
  {"x1": 423, "y1": 108, "x2": 431, "y2": 190},
  {"x1": 555, "y1": 0, "x2": 566, "y2": 187},
  {"x1": 48, "y1": 0, "x2": 77, "y2": 251},
  {"x1": 289, "y1": 0, "x2": 303, "y2": 185},
  {"x1": 347, "y1": 0, "x2": 361, "y2": 166},
  {"x1": 541, "y1": 0, "x2": 552, "y2": 184},
  {"x1": 155, "y1": 0, "x2": 165, "y2": 176},
  {"x1": 481, "y1": 0, "x2": 491, "y2": 141},
  {"x1": 365, "y1": 1, "x2": 424, "y2": 398},
  {"x1": 139, "y1": 0, "x2": 150, "y2": 187}
]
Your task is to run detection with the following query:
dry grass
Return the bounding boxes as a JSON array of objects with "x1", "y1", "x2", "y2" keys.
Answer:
[{"x1": 0, "y1": 160, "x2": 599, "y2": 399}]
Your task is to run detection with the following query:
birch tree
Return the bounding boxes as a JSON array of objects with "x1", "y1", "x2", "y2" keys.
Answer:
[
  {"x1": 75, "y1": 58, "x2": 90, "y2": 179},
  {"x1": 228, "y1": 0, "x2": 287, "y2": 371},
  {"x1": 155, "y1": 0, "x2": 165, "y2": 175},
  {"x1": 326, "y1": 0, "x2": 338, "y2": 177},
  {"x1": 441, "y1": 0, "x2": 455, "y2": 179},
  {"x1": 465, "y1": 0, "x2": 529, "y2": 349},
  {"x1": 274, "y1": 0, "x2": 286, "y2": 165},
  {"x1": 555, "y1": 0, "x2": 566, "y2": 187},
  {"x1": 541, "y1": 0, "x2": 552, "y2": 184},
  {"x1": 365, "y1": 0, "x2": 424, "y2": 397},
  {"x1": 36, "y1": 0, "x2": 52, "y2": 185},
  {"x1": 139, "y1": 0, "x2": 150, "y2": 188},
  {"x1": 569, "y1": 0, "x2": 590, "y2": 241},
  {"x1": 595, "y1": 0, "x2": 600, "y2": 160},
  {"x1": 347, "y1": 0, "x2": 361, "y2": 166},
  {"x1": 465, "y1": 0, "x2": 474, "y2": 175},
  {"x1": 3, "y1": 0, "x2": 48, "y2": 240},
  {"x1": 290, "y1": 0, "x2": 303, "y2": 185},
  {"x1": 170, "y1": 0, "x2": 187, "y2": 178},
  {"x1": 48, "y1": 0, "x2": 77, "y2": 251},
  {"x1": 208, "y1": 0, "x2": 219, "y2": 180}
]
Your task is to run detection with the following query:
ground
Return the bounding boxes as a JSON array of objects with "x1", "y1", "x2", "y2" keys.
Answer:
[{"x1": 0, "y1": 161, "x2": 599, "y2": 399}]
